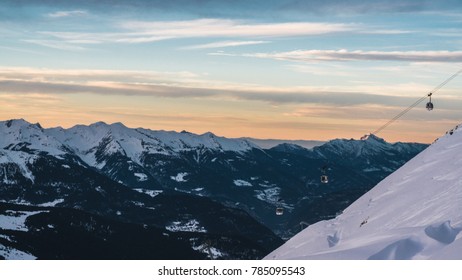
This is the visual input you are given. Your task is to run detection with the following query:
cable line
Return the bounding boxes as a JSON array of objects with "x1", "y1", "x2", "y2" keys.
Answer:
[{"x1": 371, "y1": 68, "x2": 462, "y2": 136}]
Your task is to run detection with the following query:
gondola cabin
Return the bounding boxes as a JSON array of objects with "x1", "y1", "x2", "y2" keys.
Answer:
[
  {"x1": 426, "y1": 101, "x2": 433, "y2": 111},
  {"x1": 321, "y1": 175, "x2": 329, "y2": 184},
  {"x1": 426, "y1": 93, "x2": 433, "y2": 111},
  {"x1": 275, "y1": 207, "x2": 284, "y2": 215}
]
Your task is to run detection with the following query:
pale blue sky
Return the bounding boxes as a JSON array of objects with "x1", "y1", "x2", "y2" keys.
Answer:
[{"x1": 1, "y1": 0, "x2": 462, "y2": 142}]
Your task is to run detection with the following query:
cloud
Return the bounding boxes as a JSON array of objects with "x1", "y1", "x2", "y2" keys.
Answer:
[
  {"x1": 37, "y1": 19, "x2": 358, "y2": 46},
  {"x1": 10, "y1": 1, "x2": 458, "y2": 18},
  {"x1": 0, "y1": 45, "x2": 44, "y2": 55},
  {"x1": 121, "y1": 19, "x2": 356, "y2": 37},
  {"x1": 47, "y1": 10, "x2": 88, "y2": 18},
  {"x1": 88, "y1": 110, "x2": 250, "y2": 125},
  {"x1": 35, "y1": 30, "x2": 169, "y2": 47},
  {"x1": 182, "y1": 40, "x2": 270, "y2": 50},
  {"x1": 22, "y1": 39, "x2": 87, "y2": 51},
  {"x1": 217, "y1": 49, "x2": 462, "y2": 63},
  {"x1": 2, "y1": 67, "x2": 461, "y2": 112},
  {"x1": 26, "y1": 17, "x2": 412, "y2": 50},
  {"x1": 280, "y1": 0, "x2": 428, "y2": 15},
  {"x1": 0, "y1": 67, "x2": 438, "y2": 107},
  {"x1": 359, "y1": 29, "x2": 412, "y2": 35}
]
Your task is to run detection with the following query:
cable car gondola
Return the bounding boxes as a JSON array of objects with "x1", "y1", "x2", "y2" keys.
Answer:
[
  {"x1": 275, "y1": 198, "x2": 284, "y2": 215},
  {"x1": 426, "y1": 93, "x2": 433, "y2": 111},
  {"x1": 320, "y1": 163, "x2": 329, "y2": 184}
]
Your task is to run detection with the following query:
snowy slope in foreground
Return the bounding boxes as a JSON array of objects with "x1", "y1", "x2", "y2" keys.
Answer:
[{"x1": 265, "y1": 125, "x2": 462, "y2": 260}]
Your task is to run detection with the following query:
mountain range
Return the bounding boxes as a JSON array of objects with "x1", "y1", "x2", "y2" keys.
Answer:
[{"x1": 0, "y1": 119, "x2": 428, "y2": 259}]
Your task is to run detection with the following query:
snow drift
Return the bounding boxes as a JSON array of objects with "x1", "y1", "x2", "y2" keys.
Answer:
[{"x1": 265, "y1": 125, "x2": 462, "y2": 260}]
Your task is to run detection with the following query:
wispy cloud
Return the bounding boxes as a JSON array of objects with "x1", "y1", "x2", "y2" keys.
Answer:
[
  {"x1": 429, "y1": 28, "x2": 462, "y2": 38},
  {"x1": 120, "y1": 19, "x2": 357, "y2": 38},
  {"x1": 47, "y1": 10, "x2": 88, "y2": 18},
  {"x1": 34, "y1": 31, "x2": 156, "y2": 45},
  {"x1": 27, "y1": 18, "x2": 415, "y2": 50},
  {"x1": 359, "y1": 28, "x2": 412, "y2": 35},
  {"x1": 0, "y1": 68, "x2": 462, "y2": 114},
  {"x1": 280, "y1": 0, "x2": 427, "y2": 15},
  {"x1": 36, "y1": 19, "x2": 358, "y2": 47},
  {"x1": 214, "y1": 49, "x2": 462, "y2": 62},
  {"x1": 0, "y1": 45, "x2": 44, "y2": 55},
  {"x1": 182, "y1": 40, "x2": 270, "y2": 50},
  {"x1": 23, "y1": 39, "x2": 87, "y2": 51}
]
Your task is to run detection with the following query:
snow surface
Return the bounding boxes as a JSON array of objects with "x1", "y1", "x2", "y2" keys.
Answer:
[
  {"x1": 38, "y1": 199, "x2": 64, "y2": 207},
  {"x1": 134, "y1": 172, "x2": 148, "y2": 182},
  {"x1": 0, "y1": 119, "x2": 66, "y2": 157},
  {"x1": 266, "y1": 124, "x2": 462, "y2": 260},
  {"x1": 254, "y1": 183, "x2": 281, "y2": 204},
  {"x1": 233, "y1": 179, "x2": 252, "y2": 187},
  {"x1": 133, "y1": 188, "x2": 163, "y2": 198},
  {"x1": 0, "y1": 150, "x2": 36, "y2": 183},
  {"x1": 191, "y1": 241, "x2": 225, "y2": 259},
  {"x1": 166, "y1": 219, "x2": 207, "y2": 233},
  {"x1": 170, "y1": 172, "x2": 188, "y2": 182},
  {"x1": 0, "y1": 210, "x2": 47, "y2": 232},
  {"x1": 0, "y1": 244, "x2": 36, "y2": 260},
  {"x1": 0, "y1": 119, "x2": 70, "y2": 183}
]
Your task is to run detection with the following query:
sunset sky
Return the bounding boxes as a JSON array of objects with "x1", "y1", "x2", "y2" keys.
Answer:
[{"x1": 1, "y1": 0, "x2": 462, "y2": 143}]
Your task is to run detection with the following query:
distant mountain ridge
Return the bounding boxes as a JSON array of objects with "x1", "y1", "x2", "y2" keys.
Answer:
[
  {"x1": 243, "y1": 138, "x2": 325, "y2": 149},
  {"x1": 0, "y1": 119, "x2": 428, "y2": 259}
]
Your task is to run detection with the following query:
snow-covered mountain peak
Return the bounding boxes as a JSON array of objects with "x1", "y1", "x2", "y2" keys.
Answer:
[
  {"x1": 2, "y1": 119, "x2": 42, "y2": 132},
  {"x1": 270, "y1": 143, "x2": 307, "y2": 153},
  {"x1": 45, "y1": 120, "x2": 260, "y2": 169},
  {"x1": 109, "y1": 121, "x2": 128, "y2": 129},
  {"x1": 315, "y1": 137, "x2": 381, "y2": 158},
  {"x1": 0, "y1": 119, "x2": 65, "y2": 154},
  {"x1": 201, "y1": 131, "x2": 214, "y2": 137},
  {"x1": 314, "y1": 133, "x2": 425, "y2": 160},
  {"x1": 364, "y1": 134, "x2": 386, "y2": 144},
  {"x1": 265, "y1": 124, "x2": 462, "y2": 260},
  {"x1": 86, "y1": 121, "x2": 128, "y2": 132},
  {"x1": 0, "y1": 119, "x2": 70, "y2": 183},
  {"x1": 134, "y1": 127, "x2": 258, "y2": 153},
  {"x1": 89, "y1": 121, "x2": 108, "y2": 127}
]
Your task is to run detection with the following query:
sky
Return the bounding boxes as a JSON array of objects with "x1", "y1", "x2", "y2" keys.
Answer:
[{"x1": 1, "y1": 0, "x2": 462, "y2": 143}]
